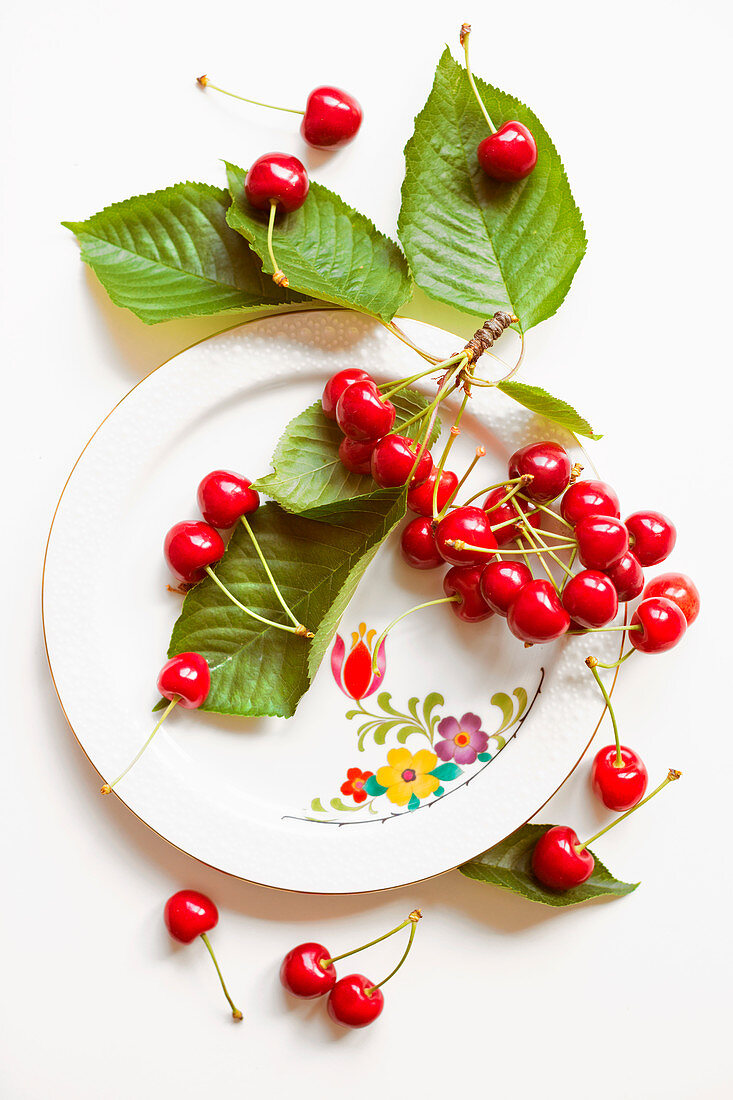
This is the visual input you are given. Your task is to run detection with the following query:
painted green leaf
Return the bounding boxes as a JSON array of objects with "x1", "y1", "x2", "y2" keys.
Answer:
[
  {"x1": 459, "y1": 824, "x2": 638, "y2": 907},
  {"x1": 62, "y1": 182, "x2": 309, "y2": 324},
  {"x1": 489, "y1": 691, "x2": 514, "y2": 733},
  {"x1": 365, "y1": 775, "x2": 387, "y2": 797},
  {"x1": 497, "y1": 382, "x2": 601, "y2": 440},
  {"x1": 310, "y1": 797, "x2": 327, "y2": 813},
  {"x1": 167, "y1": 498, "x2": 406, "y2": 718},
  {"x1": 225, "y1": 162, "x2": 412, "y2": 322},
  {"x1": 408, "y1": 794, "x2": 420, "y2": 811},
  {"x1": 398, "y1": 49, "x2": 586, "y2": 330},
  {"x1": 477, "y1": 752, "x2": 492, "y2": 763},
  {"x1": 255, "y1": 389, "x2": 441, "y2": 517},
  {"x1": 431, "y1": 762, "x2": 462, "y2": 781}
]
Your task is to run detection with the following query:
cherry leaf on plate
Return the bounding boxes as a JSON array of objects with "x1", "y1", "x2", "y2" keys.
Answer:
[
  {"x1": 398, "y1": 49, "x2": 586, "y2": 330},
  {"x1": 459, "y1": 824, "x2": 638, "y2": 907},
  {"x1": 62, "y1": 182, "x2": 309, "y2": 324},
  {"x1": 225, "y1": 162, "x2": 412, "y2": 322},
  {"x1": 496, "y1": 381, "x2": 601, "y2": 440}
]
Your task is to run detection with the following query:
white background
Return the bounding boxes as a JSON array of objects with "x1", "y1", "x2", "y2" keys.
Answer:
[{"x1": 2, "y1": 0, "x2": 730, "y2": 1097}]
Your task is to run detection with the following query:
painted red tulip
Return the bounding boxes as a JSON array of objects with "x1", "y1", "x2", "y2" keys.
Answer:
[{"x1": 331, "y1": 622, "x2": 386, "y2": 700}]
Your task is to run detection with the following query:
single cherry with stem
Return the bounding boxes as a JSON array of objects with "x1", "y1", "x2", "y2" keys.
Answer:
[
  {"x1": 562, "y1": 570, "x2": 619, "y2": 630},
  {"x1": 197, "y1": 470, "x2": 260, "y2": 529},
  {"x1": 336, "y1": 380, "x2": 396, "y2": 442},
  {"x1": 322, "y1": 368, "x2": 372, "y2": 420},
  {"x1": 507, "y1": 579, "x2": 571, "y2": 644},
  {"x1": 480, "y1": 559, "x2": 532, "y2": 616},
  {"x1": 642, "y1": 572, "x2": 700, "y2": 625},
  {"x1": 443, "y1": 565, "x2": 495, "y2": 622},
  {"x1": 575, "y1": 514, "x2": 629, "y2": 571},
  {"x1": 338, "y1": 436, "x2": 377, "y2": 475},
  {"x1": 244, "y1": 153, "x2": 309, "y2": 286},
  {"x1": 165, "y1": 521, "x2": 225, "y2": 585},
  {"x1": 435, "y1": 506, "x2": 498, "y2": 566},
  {"x1": 508, "y1": 441, "x2": 573, "y2": 503},
  {"x1": 585, "y1": 655, "x2": 648, "y2": 811},
  {"x1": 629, "y1": 596, "x2": 687, "y2": 654},
  {"x1": 407, "y1": 469, "x2": 458, "y2": 516},
  {"x1": 401, "y1": 517, "x2": 444, "y2": 570},
  {"x1": 625, "y1": 510, "x2": 677, "y2": 567},
  {"x1": 164, "y1": 890, "x2": 243, "y2": 1021},
  {"x1": 604, "y1": 550, "x2": 645, "y2": 602},
  {"x1": 561, "y1": 479, "x2": 620, "y2": 525},
  {"x1": 371, "y1": 434, "x2": 433, "y2": 489}
]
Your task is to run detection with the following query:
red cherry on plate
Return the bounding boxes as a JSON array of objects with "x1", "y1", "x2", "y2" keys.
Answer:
[
  {"x1": 482, "y1": 487, "x2": 539, "y2": 545},
  {"x1": 575, "y1": 514, "x2": 629, "y2": 571},
  {"x1": 244, "y1": 152, "x2": 309, "y2": 212},
  {"x1": 164, "y1": 889, "x2": 218, "y2": 943},
  {"x1": 164, "y1": 521, "x2": 225, "y2": 584},
  {"x1": 604, "y1": 551, "x2": 645, "y2": 602},
  {"x1": 280, "y1": 942, "x2": 336, "y2": 998},
  {"x1": 561, "y1": 479, "x2": 620, "y2": 525},
  {"x1": 322, "y1": 368, "x2": 372, "y2": 420},
  {"x1": 507, "y1": 579, "x2": 570, "y2": 643},
  {"x1": 591, "y1": 746, "x2": 648, "y2": 812},
  {"x1": 562, "y1": 569, "x2": 619, "y2": 629},
  {"x1": 336, "y1": 380, "x2": 395, "y2": 442},
  {"x1": 508, "y1": 441, "x2": 571, "y2": 503},
  {"x1": 443, "y1": 565, "x2": 495, "y2": 622},
  {"x1": 625, "y1": 510, "x2": 677, "y2": 567},
  {"x1": 642, "y1": 572, "x2": 700, "y2": 625},
  {"x1": 478, "y1": 121, "x2": 537, "y2": 182},
  {"x1": 401, "y1": 517, "x2": 443, "y2": 570},
  {"x1": 479, "y1": 559, "x2": 532, "y2": 616},
  {"x1": 629, "y1": 596, "x2": 687, "y2": 654},
  {"x1": 327, "y1": 974, "x2": 384, "y2": 1028},
  {"x1": 531, "y1": 826, "x2": 595, "y2": 891},
  {"x1": 197, "y1": 470, "x2": 259, "y2": 529},
  {"x1": 435, "y1": 506, "x2": 498, "y2": 566},
  {"x1": 407, "y1": 469, "x2": 458, "y2": 516},
  {"x1": 338, "y1": 436, "x2": 377, "y2": 475},
  {"x1": 301, "y1": 86, "x2": 362, "y2": 148},
  {"x1": 371, "y1": 435, "x2": 433, "y2": 489},
  {"x1": 157, "y1": 652, "x2": 211, "y2": 709}
]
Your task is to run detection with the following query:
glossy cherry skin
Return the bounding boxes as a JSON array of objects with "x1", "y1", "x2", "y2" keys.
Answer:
[
  {"x1": 435, "y1": 506, "x2": 498, "y2": 566},
  {"x1": 575, "y1": 514, "x2": 629, "y2": 571},
  {"x1": 479, "y1": 559, "x2": 532, "y2": 616},
  {"x1": 642, "y1": 572, "x2": 700, "y2": 626},
  {"x1": 322, "y1": 368, "x2": 372, "y2": 420},
  {"x1": 338, "y1": 436, "x2": 376, "y2": 475},
  {"x1": 197, "y1": 470, "x2": 259, "y2": 529},
  {"x1": 562, "y1": 569, "x2": 618, "y2": 629},
  {"x1": 244, "y1": 152, "x2": 309, "y2": 213},
  {"x1": 591, "y1": 746, "x2": 648, "y2": 812},
  {"x1": 483, "y1": 487, "x2": 539, "y2": 545},
  {"x1": 443, "y1": 565, "x2": 495, "y2": 622},
  {"x1": 604, "y1": 551, "x2": 645, "y2": 602},
  {"x1": 477, "y1": 121, "x2": 537, "y2": 182},
  {"x1": 401, "y1": 517, "x2": 443, "y2": 570},
  {"x1": 371, "y1": 435, "x2": 433, "y2": 489},
  {"x1": 629, "y1": 596, "x2": 687, "y2": 654},
  {"x1": 157, "y1": 652, "x2": 211, "y2": 709},
  {"x1": 531, "y1": 826, "x2": 595, "y2": 891},
  {"x1": 280, "y1": 942, "x2": 336, "y2": 998},
  {"x1": 164, "y1": 521, "x2": 225, "y2": 584},
  {"x1": 336, "y1": 380, "x2": 395, "y2": 442},
  {"x1": 507, "y1": 579, "x2": 570, "y2": 644},
  {"x1": 508, "y1": 441, "x2": 571, "y2": 503},
  {"x1": 301, "y1": 86, "x2": 363, "y2": 149},
  {"x1": 561, "y1": 479, "x2": 620, "y2": 525},
  {"x1": 625, "y1": 510, "x2": 677, "y2": 567},
  {"x1": 327, "y1": 974, "x2": 384, "y2": 1028},
  {"x1": 407, "y1": 469, "x2": 458, "y2": 516},
  {"x1": 164, "y1": 889, "x2": 218, "y2": 943}
]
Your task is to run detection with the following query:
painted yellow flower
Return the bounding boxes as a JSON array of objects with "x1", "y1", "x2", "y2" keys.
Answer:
[{"x1": 376, "y1": 748, "x2": 439, "y2": 807}]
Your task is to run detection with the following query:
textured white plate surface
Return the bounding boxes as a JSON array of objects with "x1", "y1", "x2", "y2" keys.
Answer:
[{"x1": 43, "y1": 311, "x2": 616, "y2": 893}]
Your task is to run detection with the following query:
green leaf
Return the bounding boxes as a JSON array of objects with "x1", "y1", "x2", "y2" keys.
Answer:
[
  {"x1": 225, "y1": 162, "x2": 412, "y2": 322},
  {"x1": 497, "y1": 381, "x2": 601, "y2": 440},
  {"x1": 63, "y1": 182, "x2": 310, "y2": 324},
  {"x1": 431, "y1": 762, "x2": 463, "y2": 781},
  {"x1": 408, "y1": 794, "x2": 420, "y2": 811},
  {"x1": 365, "y1": 775, "x2": 388, "y2": 797},
  {"x1": 310, "y1": 797, "x2": 327, "y2": 813},
  {"x1": 167, "y1": 497, "x2": 406, "y2": 718},
  {"x1": 398, "y1": 49, "x2": 586, "y2": 330},
  {"x1": 255, "y1": 389, "x2": 441, "y2": 517},
  {"x1": 459, "y1": 824, "x2": 638, "y2": 907}
]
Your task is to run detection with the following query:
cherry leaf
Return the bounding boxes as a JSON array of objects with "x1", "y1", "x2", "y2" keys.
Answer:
[{"x1": 496, "y1": 381, "x2": 601, "y2": 440}]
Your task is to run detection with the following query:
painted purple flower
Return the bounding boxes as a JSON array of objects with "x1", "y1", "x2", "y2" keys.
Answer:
[{"x1": 435, "y1": 712, "x2": 489, "y2": 764}]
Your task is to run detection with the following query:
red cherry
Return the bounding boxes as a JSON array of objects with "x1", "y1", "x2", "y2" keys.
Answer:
[
  {"x1": 562, "y1": 570, "x2": 619, "y2": 629},
  {"x1": 164, "y1": 889, "x2": 218, "y2": 943},
  {"x1": 591, "y1": 746, "x2": 648, "y2": 812},
  {"x1": 642, "y1": 572, "x2": 700, "y2": 626},
  {"x1": 508, "y1": 441, "x2": 571, "y2": 503},
  {"x1": 479, "y1": 559, "x2": 532, "y2": 616},
  {"x1": 327, "y1": 974, "x2": 384, "y2": 1028},
  {"x1": 197, "y1": 470, "x2": 259, "y2": 529},
  {"x1": 625, "y1": 510, "x2": 677, "y2": 567},
  {"x1": 280, "y1": 942, "x2": 336, "y2": 998},
  {"x1": 531, "y1": 826, "x2": 595, "y2": 891},
  {"x1": 244, "y1": 152, "x2": 309, "y2": 212},
  {"x1": 507, "y1": 579, "x2": 570, "y2": 643},
  {"x1": 164, "y1": 521, "x2": 225, "y2": 584},
  {"x1": 575, "y1": 514, "x2": 629, "y2": 571},
  {"x1": 371, "y1": 435, "x2": 433, "y2": 488},
  {"x1": 401, "y1": 517, "x2": 443, "y2": 570},
  {"x1": 301, "y1": 86, "x2": 362, "y2": 148},
  {"x1": 157, "y1": 652, "x2": 211, "y2": 709},
  {"x1": 482, "y1": 487, "x2": 539, "y2": 545},
  {"x1": 561, "y1": 479, "x2": 620, "y2": 525},
  {"x1": 435, "y1": 506, "x2": 498, "y2": 566},
  {"x1": 443, "y1": 565, "x2": 495, "y2": 622},
  {"x1": 338, "y1": 436, "x2": 376, "y2": 475},
  {"x1": 629, "y1": 596, "x2": 687, "y2": 654},
  {"x1": 477, "y1": 121, "x2": 537, "y2": 182},
  {"x1": 336, "y1": 380, "x2": 395, "y2": 442},
  {"x1": 407, "y1": 469, "x2": 458, "y2": 516},
  {"x1": 604, "y1": 551, "x2": 645, "y2": 603},
  {"x1": 322, "y1": 368, "x2": 372, "y2": 420}
]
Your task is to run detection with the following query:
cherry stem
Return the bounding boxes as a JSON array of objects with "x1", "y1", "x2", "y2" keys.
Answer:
[
  {"x1": 595, "y1": 649, "x2": 635, "y2": 670},
  {"x1": 517, "y1": 494, "x2": 574, "y2": 530},
  {"x1": 380, "y1": 365, "x2": 442, "y2": 400},
  {"x1": 586, "y1": 657, "x2": 622, "y2": 766},
  {"x1": 365, "y1": 911, "x2": 422, "y2": 995},
  {"x1": 100, "y1": 697, "x2": 178, "y2": 794},
  {"x1": 321, "y1": 910, "x2": 422, "y2": 969},
  {"x1": 204, "y1": 567, "x2": 313, "y2": 638},
  {"x1": 461, "y1": 475, "x2": 527, "y2": 508},
  {"x1": 567, "y1": 624, "x2": 641, "y2": 636},
  {"x1": 577, "y1": 769, "x2": 682, "y2": 853},
  {"x1": 460, "y1": 26, "x2": 496, "y2": 133},
  {"x1": 383, "y1": 321, "x2": 441, "y2": 365},
  {"x1": 266, "y1": 199, "x2": 289, "y2": 288},
  {"x1": 432, "y1": 386, "x2": 471, "y2": 518},
  {"x1": 371, "y1": 598, "x2": 459, "y2": 675},
  {"x1": 439, "y1": 446, "x2": 486, "y2": 518},
  {"x1": 560, "y1": 545, "x2": 578, "y2": 592},
  {"x1": 199, "y1": 932, "x2": 243, "y2": 1021},
  {"x1": 239, "y1": 516, "x2": 301, "y2": 629},
  {"x1": 396, "y1": 357, "x2": 465, "y2": 436},
  {"x1": 445, "y1": 539, "x2": 575, "y2": 556},
  {"x1": 509, "y1": 501, "x2": 563, "y2": 590},
  {"x1": 196, "y1": 75, "x2": 303, "y2": 115}
]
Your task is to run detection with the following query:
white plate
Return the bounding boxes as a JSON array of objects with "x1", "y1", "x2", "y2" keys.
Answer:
[{"x1": 43, "y1": 311, "x2": 618, "y2": 893}]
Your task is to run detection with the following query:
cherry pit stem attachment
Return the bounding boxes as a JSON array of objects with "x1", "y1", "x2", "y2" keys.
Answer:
[
  {"x1": 576, "y1": 770, "x2": 682, "y2": 853},
  {"x1": 321, "y1": 910, "x2": 422, "y2": 970},
  {"x1": 197, "y1": 74, "x2": 303, "y2": 115}
]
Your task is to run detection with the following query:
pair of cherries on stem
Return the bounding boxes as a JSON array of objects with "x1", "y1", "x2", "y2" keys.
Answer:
[
  {"x1": 280, "y1": 910, "x2": 422, "y2": 1028},
  {"x1": 164, "y1": 889, "x2": 243, "y2": 1021}
]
